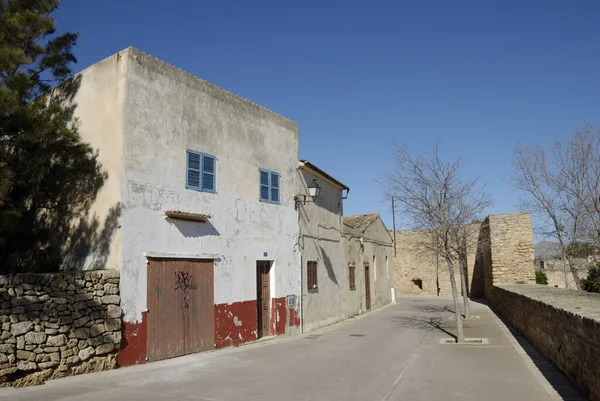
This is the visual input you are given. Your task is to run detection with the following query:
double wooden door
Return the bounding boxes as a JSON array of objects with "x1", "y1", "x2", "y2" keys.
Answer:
[{"x1": 147, "y1": 259, "x2": 214, "y2": 361}]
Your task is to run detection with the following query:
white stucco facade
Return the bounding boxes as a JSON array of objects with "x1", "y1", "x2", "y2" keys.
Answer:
[
  {"x1": 72, "y1": 48, "x2": 302, "y2": 360},
  {"x1": 69, "y1": 47, "x2": 394, "y2": 363}
]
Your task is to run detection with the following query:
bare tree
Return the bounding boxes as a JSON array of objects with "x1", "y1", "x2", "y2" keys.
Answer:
[
  {"x1": 510, "y1": 126, "x2": 600, "y2": 290},
  {"x1": 385, "y1": 144, "x2": 491, "y2": 343}
]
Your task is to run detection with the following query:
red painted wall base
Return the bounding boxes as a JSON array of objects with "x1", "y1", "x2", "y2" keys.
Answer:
[{"x1": 119, "y1": 299, "x2": 301, "y2": 366}]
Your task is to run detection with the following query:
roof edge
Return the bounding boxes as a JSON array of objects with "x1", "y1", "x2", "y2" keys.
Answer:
[{"x1": 298, "y1": 160, "x2": 349, "y2": 191}]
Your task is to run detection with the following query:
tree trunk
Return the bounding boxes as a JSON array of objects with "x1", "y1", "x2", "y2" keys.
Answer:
[
  {"x1": 558, "y1": 234, "x2": 582, "y2": 290},
  {"x1": 446, "y1": 257, "x2": 465, "y2": 343},
  {"x1": 562, "y1": 248, "x2": 569, "y2": 289},
  {"x1": 565, "y1": 254, "x2": 583, "y2": 290}
]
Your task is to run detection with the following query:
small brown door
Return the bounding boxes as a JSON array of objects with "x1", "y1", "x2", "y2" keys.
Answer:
[
  {"x1": 147, "y1": 259, "x2": 214, "y2": 362},
  {"x1": 256, "y1": 261, "x2": 271, "y2": 338},
  {"x1": 364, "y1": 262, "x2": 371, "y2": 310}
]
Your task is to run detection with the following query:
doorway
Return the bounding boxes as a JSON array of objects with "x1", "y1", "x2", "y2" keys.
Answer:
[
  {"x1": 146, "y1": 258, "x2": 214, "y2": 362},
  {"x1": 364, "y1": 262, "x2": 371, "y2": 310},
  {"x1": 256, "y1": 261, "x2": 271, "y2": 338}
]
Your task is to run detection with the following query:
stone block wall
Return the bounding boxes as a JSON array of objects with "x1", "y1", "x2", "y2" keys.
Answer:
[
  {"x1": 484, "y1": 213, "x2": 535, "y2": 296},
  {"x1": 0, "y1": 270, "x2": 121, "y2": 386},
  {"x1": 492, "y1": 284, "x2": 600, "y2": 400},
  {"x1": 393, "y1": 214, "x2": 535, "y2": 298}
]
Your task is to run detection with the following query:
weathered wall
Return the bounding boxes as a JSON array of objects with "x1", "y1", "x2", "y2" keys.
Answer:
[
  {"x1": 345, "y1": 219, "x2": 394, "y2": 312},
  {"x1": 298, "y1": 166, "x2": 393, "y2": 332},
  {"x1": 393, "y1": 224, "x2": 480, "y2": 297},
  {"x1": 116, "y1": 48, "x2": 301, "y2": 362},
  {"x1": 393, "y1": 214, "x2": 535, "y2": 298},
  {"x1": 68, "y1": 52, "x2": 126, "y2": 271},
  {"x1": 483, "y1": 214, "x2": 535, "y2": 296},
  {"x1": 0, "y1": 271, "x2": 121, "y2": 387},
  {"x1": 298, "y1": 168, "x2": 348, "y2": 332},
  {"x1": 491, "y1": 285, "x2": 600, "y2": 400}
]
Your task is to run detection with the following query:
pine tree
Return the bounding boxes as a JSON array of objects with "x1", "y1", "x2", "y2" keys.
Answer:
[{"x1": 0, "y1": 0, "x2": 106, "y2": 273}]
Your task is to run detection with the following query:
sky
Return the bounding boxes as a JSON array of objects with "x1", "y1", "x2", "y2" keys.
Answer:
[{"x1": 54, "y1": 1, "x2": 600, "y2": 230}]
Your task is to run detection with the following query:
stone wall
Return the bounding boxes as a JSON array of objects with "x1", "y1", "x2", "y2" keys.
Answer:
[
  {"x1": 0, "y1": 270, "x2": 121, "y2": 386},
  {"x1": 492, "y1": 284, "x2": 600, "y2": 400},
  {"x1": 484, "y1": 214, "x2": 535, "y2": 296},
  {"x1": 393, "y1": 224, "x2": 481, "y2": 297},
  {"x1": 393, "y1": 214, "x2": 536, "y2": 298},
  {"x1": 538, "y1": 259, "x2": 592, "y2": 289}
]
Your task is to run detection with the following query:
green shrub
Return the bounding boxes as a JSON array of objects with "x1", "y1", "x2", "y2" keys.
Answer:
[
  {"x1": 535, "y1": 270, "x2": 548, "y2": 285},
  {"x1": 582, "y1": 264, "x2": 600, "y2": 293}
]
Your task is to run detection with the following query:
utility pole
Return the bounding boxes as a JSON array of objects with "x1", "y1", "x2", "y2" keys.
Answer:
[{"x1": 392, "y1": 197, "x2": 397, "y2": 257}]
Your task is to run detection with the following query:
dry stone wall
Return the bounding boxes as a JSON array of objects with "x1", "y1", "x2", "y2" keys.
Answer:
[
  {"x1": 492, "y1": 284, "x2": 600, "y2": 400},
  {"x1": 0, "y1": 270, "x2": 121, "y2": 386}
]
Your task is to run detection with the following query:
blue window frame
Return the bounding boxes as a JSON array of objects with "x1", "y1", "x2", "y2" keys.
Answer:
[
  {"x1": 186, "y1": 150, "x2": 216, "y2": 193},
  {"x1": 259, "y1": 169, "x2": 280, "y2": 204}
]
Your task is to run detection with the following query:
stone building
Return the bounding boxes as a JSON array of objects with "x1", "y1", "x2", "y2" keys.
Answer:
[
  {"x1": 297, "y1": 162, "x2": 393, "y2": 332},
  {"x1": 344, "y1": 213, "x2": 395, "y2": 311},
  {"x1": 67, "y1": 47, "x2": 302, "y2": 366},
  {"x1": 52, "y1": 47, "x2": 395, "y2": 370}
]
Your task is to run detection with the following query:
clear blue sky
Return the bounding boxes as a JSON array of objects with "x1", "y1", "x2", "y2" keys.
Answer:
[{"x1": 54, "y1": 1, "x2": 600, "y2": 230}]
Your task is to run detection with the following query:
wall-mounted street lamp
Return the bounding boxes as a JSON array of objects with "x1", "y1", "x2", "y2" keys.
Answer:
[
  {"x1": 307, "y1": 179, "x2": 321, "y2": 202},
  {"x1": 294, "y1": 179, "x2": 321, "y2": 209}
]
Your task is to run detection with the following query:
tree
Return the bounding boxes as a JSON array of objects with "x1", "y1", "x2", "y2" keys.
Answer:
[
  {"x1": 385, "y1": 144, "x2": 492, "y2": 343},
  {"x1": 0, "y1": 0, "x2": 106, "y2": 273},
  {"x1": 581, "y1": 263, "x2": 600, "y2": 293},
  {"x1": 535, "y1": 270, "x2": 548, "y2": 285},
  {"x1": 510, "y1": 126, "x2": 600, "y2": 290}
]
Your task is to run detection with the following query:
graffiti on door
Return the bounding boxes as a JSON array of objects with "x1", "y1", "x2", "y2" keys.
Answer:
[{"x1": 175, "y1": 270, "x2": 192, "y2": 308}]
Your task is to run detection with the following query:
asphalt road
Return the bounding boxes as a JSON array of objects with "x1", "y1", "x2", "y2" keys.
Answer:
[{"x1": 0, "y1": 297, "x2": 585, "y2": 401}]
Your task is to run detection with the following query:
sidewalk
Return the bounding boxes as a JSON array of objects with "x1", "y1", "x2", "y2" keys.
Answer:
[
  {"x1": 0, "y1": 297, "x2": 586, "y2": 401},
  {"x1": 386, "y1": 298, "x2": 585, "y2": 400}
]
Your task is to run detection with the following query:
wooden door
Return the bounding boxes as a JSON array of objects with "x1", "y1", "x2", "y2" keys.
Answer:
[
  {"x1": 364, "y1": 262, "x2": 371, "y2": 310},
  {"x1": 256, "y1": 261, "x2": 271, "y2": 338},
  {"x1": 147, "y1": 259, "x2": 214, "y2": 362}
]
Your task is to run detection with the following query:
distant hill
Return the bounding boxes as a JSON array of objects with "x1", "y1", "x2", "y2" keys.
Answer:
[{"x1": 535, "y1": 241, "x2": 561, "y2": 260}]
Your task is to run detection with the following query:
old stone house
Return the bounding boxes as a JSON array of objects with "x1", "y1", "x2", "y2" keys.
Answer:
[
  {"x1": 68, "y1": 47, "x2": 302, "y2": 366},
  {"x1": 57, "y1": 47, "x2": 394, "y2": 369},
  {"x1": 297, "y1": 162, "x2": 394, "y2": 332},
  {"x1": 343, "y1": 213, "x2": 395, "y2": 311}
]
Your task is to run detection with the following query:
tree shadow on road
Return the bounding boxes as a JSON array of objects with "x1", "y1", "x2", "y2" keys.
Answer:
[
  {"x1": 392, "y1": 316, "x2": 458, "y2": 340},
  {"x1": 413, "y1": 304, "x2": 455, "y2": 315}
]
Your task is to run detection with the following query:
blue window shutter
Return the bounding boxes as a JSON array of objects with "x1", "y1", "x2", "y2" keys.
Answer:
[
  {"x1": 202, "y1": 154, "x2": 216, "y2": 192},
  {"x1": 259, "y1": 170, "x2": 270, "y2": 202},
  {"x1": 270, "y1": 172, "x2": 280, "y2": 204},
  {"x1": 186, "y1": 151, "x2": 201, "y2": 189}
]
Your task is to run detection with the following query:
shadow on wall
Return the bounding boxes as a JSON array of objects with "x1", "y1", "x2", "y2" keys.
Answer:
[
  {"x1": 471, "y1": 221, "x2": 489, "y2": 297},
  {"x1": 62, "y1": 204, "x2": 122, "y2": 271},
  {"x1": 320, "y1": 246, "x2": 338, "y2": 286},
  {"x1": 167, "y1": 219, "x2": 220, "y2": 238},
  {"x1": 0, "y1": 73, "x2": 116, "y2": 274},
  {"x1": 0, "y1": 270, "x2": 122, "y2": 386}
]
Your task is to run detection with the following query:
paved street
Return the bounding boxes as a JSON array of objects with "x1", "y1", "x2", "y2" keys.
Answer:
[{"x1": 0, "y1": 297, "x2": 585, "y2": 401}]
